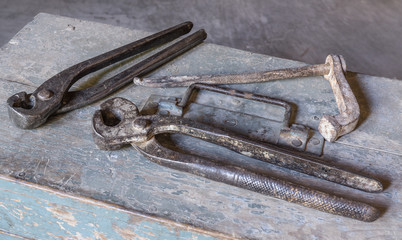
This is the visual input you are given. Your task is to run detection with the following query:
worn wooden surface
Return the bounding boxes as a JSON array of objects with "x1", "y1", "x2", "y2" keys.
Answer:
[
  {"x1": 0, "y1": 13, "x2": 401, "y2": 239},
  {"x1": 0, "y1": 175, "x2": 227, "y2": 240}
]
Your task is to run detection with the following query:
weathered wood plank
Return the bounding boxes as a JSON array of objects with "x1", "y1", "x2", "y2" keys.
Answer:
[
  {"x1": 0, "y1": 176, "x2": 227, "y2": 239},
  {"x1": 0, "y1": 13, "x2": 401, "y2": 239}
]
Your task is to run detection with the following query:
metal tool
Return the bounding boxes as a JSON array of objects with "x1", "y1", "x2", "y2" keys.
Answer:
[
  {"x1": 134, "y1": 55, "x2": 359, "y2": 142},
  {"x1": 91, "y1": 84, "x2": 381, "y2": 222},
  {"x1": 7, "y1": 22, "x2": 207, "y2": 129},
  {"x1": 145, "y1": 85, "x2": 326, "y2": 156}
]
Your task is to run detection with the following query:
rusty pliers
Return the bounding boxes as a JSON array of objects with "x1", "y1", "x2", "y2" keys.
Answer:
[
  {"x1": 7, "y1": 22, "x2": 207, "y2": 129},
  {"x1": 92, "y1": 84, "x2": 381, "y2": 222}
]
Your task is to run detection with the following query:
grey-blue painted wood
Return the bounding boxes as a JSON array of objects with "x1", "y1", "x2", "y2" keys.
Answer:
[
  {"x1": 0, "y1": 176, "x2": 226, "y2": 239},
  {"x1": 0, "y1": 13, "x2": 401, "y2": 239}
]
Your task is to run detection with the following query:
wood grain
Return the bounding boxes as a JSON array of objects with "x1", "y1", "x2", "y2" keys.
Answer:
[{"x1": 0, "y1": 13, "x2": 401, "y2": 239}]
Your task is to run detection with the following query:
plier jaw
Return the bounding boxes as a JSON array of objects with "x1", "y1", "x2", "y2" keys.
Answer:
[
  {"x1": 92, "y1": 97, "x2": 147, "y2": 150},
  {"x1": 7, "y1": 90, "x2": 58, "y2": 129}
]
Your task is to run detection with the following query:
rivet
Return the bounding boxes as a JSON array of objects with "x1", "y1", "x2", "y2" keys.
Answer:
[
  {"x1": 38, "y1": 89, "x2": 54, "y2": 100},
  {"x1": 291, "y1": 139, "x2": 302, "y2": 147},
  {"x1": 310, "y1": 138, "x2": 320, "y2": 145}
]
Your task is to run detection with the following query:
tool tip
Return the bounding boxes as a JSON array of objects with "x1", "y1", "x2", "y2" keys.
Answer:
[
  {"x1": 183, "y1": 21, "x2": 194, "y2": 30},
  {"x1": 370, "y1": 180, "x2": 384, "y2": 193},
  {"x1": 197, "y1": 29, "x2": 208, "y2": 40},
  {"x1": 360, "y1": 205, "x2": 381, "y2": 222}
]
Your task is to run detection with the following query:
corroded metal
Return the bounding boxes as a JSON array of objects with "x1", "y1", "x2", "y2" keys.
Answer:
[
  {"x1": 91, "y1": 90, "x2": 381, "y2": 222},
  {"x1": 149, "y1": 88, "x2": 325, "y2": 156},
  {"x1": 134, "y1": 63, "x2": 329, "y2": 87},
  {"x1": 319, "y1": 55, "x2": 360, "y2": 142},
  {"x1": 177, "y1": 83, "x2": 291, "y2": 128},
  {"x1": 134, "y1": 55, "x2": 359, "y2": 142},
  {"x1": 7, "y1": 22, "x2": 207, "y2": 129}
]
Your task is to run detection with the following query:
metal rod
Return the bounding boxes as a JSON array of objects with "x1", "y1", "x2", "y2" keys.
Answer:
[
  {"x1": 178, "y1": 83, "x2": 292, "y2": 128},
  {"x1": 134, "y1": 63, "x2": 331, "y2": 87}
]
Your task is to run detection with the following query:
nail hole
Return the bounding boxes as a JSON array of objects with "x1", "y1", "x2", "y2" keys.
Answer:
[
  {"x1": 101, "y1": 109, "x2": 122, "y2": 127},
  {"x1": 12, "y1": 95, "x2": 35, "y2": 109}
]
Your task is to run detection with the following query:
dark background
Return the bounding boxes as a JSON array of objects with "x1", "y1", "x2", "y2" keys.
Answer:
[{"x1": 1, "y1": 0, "x2": 401, "y2": 79}]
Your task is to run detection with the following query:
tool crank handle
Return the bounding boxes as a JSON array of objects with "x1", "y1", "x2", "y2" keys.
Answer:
[
  {"x1": 135, "y1": 55, "x2": 360, "y2": 142},
  {"x1": 319, "y1": 55, "x2": 360, "y2": 142},
  {"x1": 135, "y1": 138, "x2": 380, "y2": 222}
]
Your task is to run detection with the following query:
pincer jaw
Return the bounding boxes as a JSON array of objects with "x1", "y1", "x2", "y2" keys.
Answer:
[
  {"x1": 92, "y1": 97, "x2": 147, "y2": 151},
  {"x1": 7, "y1": 92, "x2": 48, "y2": 129}
]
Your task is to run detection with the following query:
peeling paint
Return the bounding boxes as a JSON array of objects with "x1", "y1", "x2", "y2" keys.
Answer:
[
  {"x1": 113, "y1": 225, "x2": 150, "y2": 240},
  {"x1": 45, "y1": 206, "x2": 78, "y2": 227},
  {"x1": 0, "y1": 176, "x2": 225, "y2": 239},
  {"x1": 47, "y1": 232, "x2": 65, "y2": 239},
  {"x1": 23, "y1": 205, "x2": 33, "y2": 210},
  {"x1": 56, "y1": 221, "x2": 66, "y2": 231},
  {"x1": 93, "y1": 231, "x2": 112, "y2": 240},
  {"x1": 0, "y1": 202, "x2": 9, "y2": 210},
  {"x1": 72, "y1": 232, "x2": 93, "y2": 240},
  {"x1": 12, "y1": 209, "x2": 24, "y2": 220},
  {"x1": 128, "y1": 215, "x2": 145, "y2": 225}
]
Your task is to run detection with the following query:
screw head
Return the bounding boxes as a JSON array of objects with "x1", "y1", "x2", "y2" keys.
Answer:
[
  {"x1": 291, "y1": 139, "x2": 303, "y2": 147},
  {"x1": 310, "y1": 138, "x2": 320, "y2": 145},
  {"x1": 37, "y1": 89, "x2": 54, "y2": 100}
]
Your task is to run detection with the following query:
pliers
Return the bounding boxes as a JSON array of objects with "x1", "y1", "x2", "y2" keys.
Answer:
[
  {"x1": 91, "y1": 84, "x2": 382, "y2": 222},
  {"x1": 7, "y1": 21, "x2": 206, "y2": 129}
]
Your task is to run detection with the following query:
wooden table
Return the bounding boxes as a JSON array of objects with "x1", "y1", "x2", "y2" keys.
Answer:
[{"x1": 1, "y1": 13, "x2": 401, "y2": 239}]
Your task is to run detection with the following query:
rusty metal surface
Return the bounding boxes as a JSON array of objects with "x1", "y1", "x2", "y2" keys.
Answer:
[
  {"x1": 177, "y1": 83, "x2": 292, "y2": 128},
  {"x1": 134, "y1": 63, "x2": 329, "y2": 87},
  {"x1": 91, "y1": 93, "x2": 381, "y2": 221},
  {"x1": 6, "y1": 21, "x2": 206, "y2": 129},
  {"x1": 135, "y1": 55, "x2": 359, "y2": 143},
  {"x1": 1, "y1": 14, "x2": 401, "y2": 239}
]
